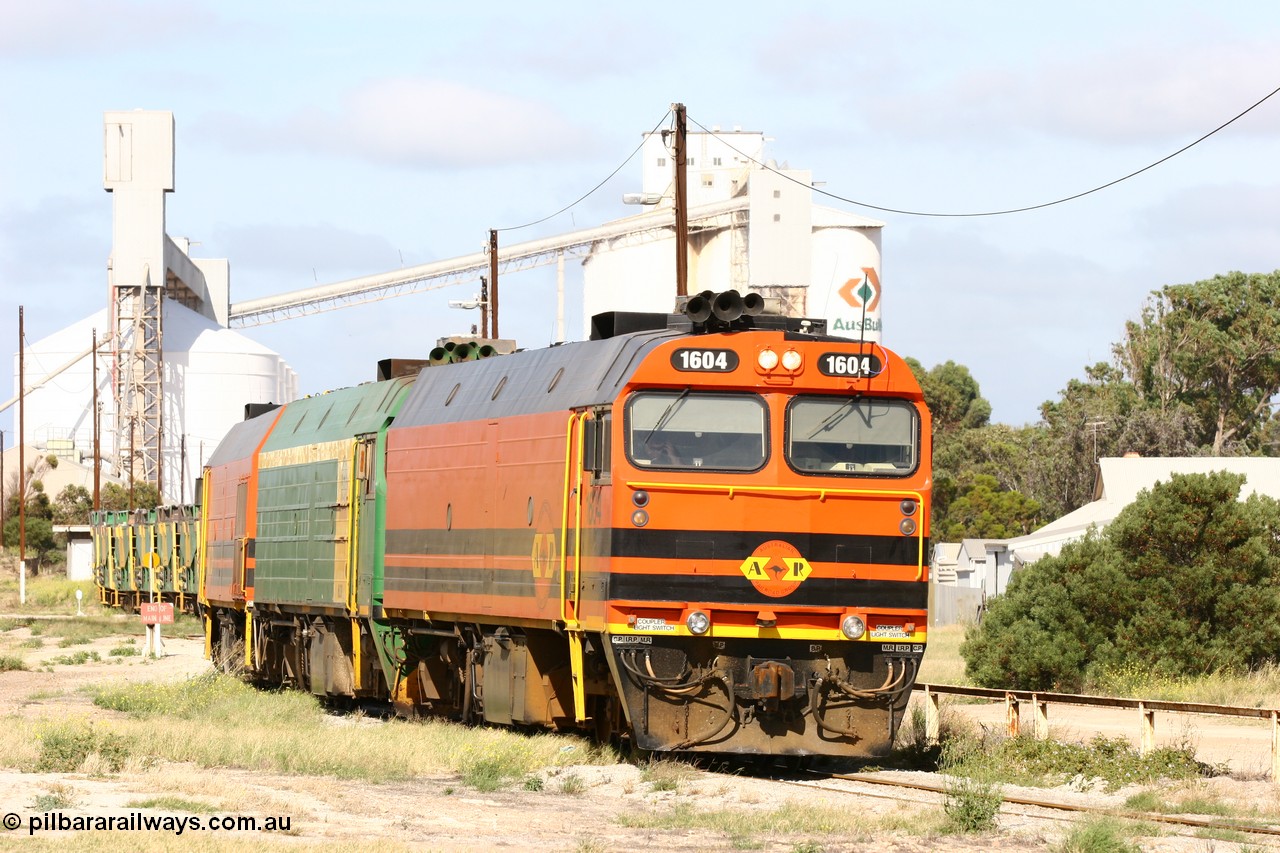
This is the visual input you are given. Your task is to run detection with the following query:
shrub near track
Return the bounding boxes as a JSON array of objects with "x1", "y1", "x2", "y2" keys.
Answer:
[{"x1": 963, "y1": 471, "x2": 1280, "y2": 691}]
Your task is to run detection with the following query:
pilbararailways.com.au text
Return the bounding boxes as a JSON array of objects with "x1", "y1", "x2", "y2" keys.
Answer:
[{"x1": 10, "y1": 811, "x2": 292, "y2": 836}]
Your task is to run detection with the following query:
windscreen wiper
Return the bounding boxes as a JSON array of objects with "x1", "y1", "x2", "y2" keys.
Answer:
[
  {"x1": 644, "y1": 388, "x2": 691, "y2": 444},
  {"x1": 805, "y1": 396, "x2": 862, "y2": 439}
]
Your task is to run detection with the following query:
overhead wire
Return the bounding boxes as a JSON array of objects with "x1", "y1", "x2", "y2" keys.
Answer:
[
  {"x1": 687, "y1": 80, "x2": 1280, "y2": 218},
  {"x1": 495, "y1": 108, "x2": 673, "y2": 233}
]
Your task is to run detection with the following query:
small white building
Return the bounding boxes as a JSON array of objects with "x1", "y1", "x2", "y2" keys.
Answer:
[{"x1": 1006, "y1": 456, "x2": 1280, "y2": 564}]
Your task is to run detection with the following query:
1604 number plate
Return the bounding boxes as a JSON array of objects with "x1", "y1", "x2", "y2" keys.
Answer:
[
  {"x1": 819, "y1": 352, "x2": 882, "y2": 377},
  {"x1": 671, "y1": 348, "x2": 739, "y2": 372}
]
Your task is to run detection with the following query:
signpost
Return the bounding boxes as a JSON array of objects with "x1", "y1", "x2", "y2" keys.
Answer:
[{"x1": 141, "y1": 601, "x2": 173, "y2": 658}]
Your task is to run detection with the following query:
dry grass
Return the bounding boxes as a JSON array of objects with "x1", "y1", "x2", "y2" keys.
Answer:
[
  {"x1": 618, "y1": 800, "x2": 943, "y2": 844},
  {"x1": 918, "y1": 623, "x2": 968, "y2": 685},
  {"x1": 0, "y1": 672, "x2": 615, "y2": 785}
]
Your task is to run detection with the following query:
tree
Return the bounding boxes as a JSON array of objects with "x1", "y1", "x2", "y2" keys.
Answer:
[
  {"x1": 100, "y1": 482, "x2": 162, "y2": 512},
  {"x1": 1032, "y1": 363, "x2": 1197, "y2": 519},
  {"x1": 1115, "y1": 271, "x2": 1280, "y2": 454},
  {"x1": 906, "y1": 358, "x2": 991, "y2": 434},
  {"x1": 53, "y1": 485, "x2": 93, "y2": 525},
  {"x1": 961, "y1": 471, "x2": 1280, "y2": 690},
  {"x1": 938, "y1": 474, "x2": 1042, "y2": 541}
]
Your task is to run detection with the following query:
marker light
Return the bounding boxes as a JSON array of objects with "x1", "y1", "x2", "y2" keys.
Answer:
[
  {"x1": 841, "y1": 615, "x2": 866, "y2": 640},
  {"x1": 632, "y1": 490, "x2": 650, "y2": 508},
  {"x1": 900, "y1": 499, "x2": 917, "y2": 516},
  {"x1": 757, "y1": 349, "x2": 780, "y2": 370},
  {"x1": 686, "y1": 611, "x2": 711, "y2": 635},
  {"x1": 631, "y1": 509, "x2": 649, "y2": 527},
  {"x1": 900, "y1": 517, "x2": 917, "y2": 535},
  {"x1": 780, "y1": 349, "x2": 803, "y2": 371}
]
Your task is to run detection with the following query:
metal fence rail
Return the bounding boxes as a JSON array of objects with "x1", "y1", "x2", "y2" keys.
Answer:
[{"x1": 913, "y1": 682, "x2": 1280, "y2": 781}]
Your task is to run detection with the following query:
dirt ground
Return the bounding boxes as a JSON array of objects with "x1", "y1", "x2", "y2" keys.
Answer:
[{"x1": 1, "y1": 624, "x2": 1278, "y2": 852}]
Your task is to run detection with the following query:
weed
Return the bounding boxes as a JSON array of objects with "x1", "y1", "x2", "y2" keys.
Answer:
[
  {"x1": 57, "y1": 635, "x2": 89, "y2": 648},
  {"x1": 126, "y1": 796, "x2": 218, "y2": 813},
  {"x1": 0, "y1": 617, "x2": 34, "y2": 632},
  {"x1": 791, "y1": 843, "x2": 824, "y2": 853},
  {"x1": 938, "y1": 735, "x2": 1002, "y2": 833},
  {"x1": 0, "y1": 654, "x2": 26, "y2": 672},
  {"x1": 460, "y1": 756, "x2": 518, "y2": 791},
  {"x1": 108, "y1": 644, "x2": 141, "y2": 657},
  {"x1": 1056, "y1": 817, "x2": 1142, "y2": 852},
  {"x1": 36, "y1": 721, "x2": 130, "y2": 773},
  {"x1": 640, "y1": 758, "x2": 697, "y2": 792},
  {"x1": 939, "y1": 729, "x2": 1212, "y2": 792},
  {"x1": 46, "y1": 650, "x2": 101, "y2": 666},
  {"x1": 31, "y1": 783, "x2": 76, "y2": 810},
  {"x1": 941, "y1": 773, "x2": 1002, "y2": 833},
  {"x1": 618, "y1": 801, "x2": 932, "y2": 839},
  {"x1": 18, "y1": 638, "x2": 42, "y2": 649},
  {"x1": 1123, "y1": 788, "x2": 1235, "y2": 817},
  {"x1": 558, "y1": 772, "x2": 587, "y2": 795},
  {"x1": 522, "y1": 775, "x2": 545, "y2": 791}
]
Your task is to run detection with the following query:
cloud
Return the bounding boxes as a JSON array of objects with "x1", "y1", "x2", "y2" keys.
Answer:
[
  {"x1": 1131, "y1": 183, "x2": 1280, "y2": 280},
  {"x1": 861, "y1": 40, "x2": 1280, "y2": 144},
  {"x1": 197, "y1": 78, "x2": 586, "y2": 169},
  {"x1": 212, "y1": 222, "x2": 407, "y2": 293},
  {"x1": 0, "y1": 0, "x2": 216, "y2": 57},
  {"x1": 0, "y1": 196, "x2": 108, "y2": 282}
]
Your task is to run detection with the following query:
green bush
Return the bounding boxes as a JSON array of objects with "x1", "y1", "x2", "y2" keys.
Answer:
[
  {"x1": 963, "y1": 472, "x2": 1280, "y2": 690},
  {"x1": 36, "y1": 722, "x2": 130, "y2": 773}
]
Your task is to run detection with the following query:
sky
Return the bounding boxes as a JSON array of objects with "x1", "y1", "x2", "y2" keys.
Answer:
[{"x1": 2, "y1": 0, "x2": 1279, "y2": 437}]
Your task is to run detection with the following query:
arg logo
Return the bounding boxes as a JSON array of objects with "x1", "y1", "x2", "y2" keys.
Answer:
[{"x1": 738, "y1": 540, "x2": 813, "y2": 599}]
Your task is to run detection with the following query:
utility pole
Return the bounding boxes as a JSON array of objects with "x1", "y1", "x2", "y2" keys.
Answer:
[
  {"x1": 18, "y1": 306, "x2": 25, "y2": 601},
  {"x1": 489, "y1": 229, "x2": 499, "y2": 339},
  {"x1": 479, "y1": 275, "x2": 490, "y2": 339},
  {"x1": 672, "y1": 102, "x2": 689, "y2": 299},
  {"x1": 1085, "y1": 419, "x2": 1108, "y2": 463},
  {"x1": 92, "y1": 328, "x2": 100, "y2": 511},
  {"x1": 1, "y1": 428, "x2": 5, "y2": 545},
  {"x1": 129, "y1": 417, "x2": 136, "y2": 512}
]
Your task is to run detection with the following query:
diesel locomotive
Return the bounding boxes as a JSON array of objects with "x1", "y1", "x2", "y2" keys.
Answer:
[{"x1": 98, "y1": 292, "x2": 932, "y2": 758}]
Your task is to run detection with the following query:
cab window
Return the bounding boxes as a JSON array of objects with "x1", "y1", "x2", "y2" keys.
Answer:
[
  {"x1": 787, "y1": 396, "x2": 918, "y2": 475},
  {"x1": 627, "y1": 391, "x2": 767, "y2": 471}
]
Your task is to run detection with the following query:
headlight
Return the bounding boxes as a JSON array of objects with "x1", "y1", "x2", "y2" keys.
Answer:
[
  {"x1": 780, "y1": 349, "x2": 803, "y2": 371},
  {"x1": 841, "y1": 615, "x2": 866, "y2": 639},
  {"x1": 686, "y1": 611, "x2": 711, "y2": 635},
  {"x1": 757, "y1": 349, "x2": 779, "y2": 370}
]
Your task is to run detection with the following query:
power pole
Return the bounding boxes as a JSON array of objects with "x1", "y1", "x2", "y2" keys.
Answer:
[
  {"x1": 672, "y1": 102, "x2": 689, "y2": 299},
  {"x1": 1085, "y1": 419, "x2": 1108, "y2": 463},
  {"x1": 489, "y1": 229, "x2": 499, "y2": 339},
  {"x1": 479, "y1": 275, "x2": 490, "y2": 339},
  {"x1": 18, "y1": 306, "x2": 26, "y2": 597},
  {"x1": 92, "y1": 328, "x2": 100, "y2": 511}
]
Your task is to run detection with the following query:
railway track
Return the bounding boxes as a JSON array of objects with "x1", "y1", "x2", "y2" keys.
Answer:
[{"x1": 764, "y1": 768, "x2": 1280, "y2": 848}]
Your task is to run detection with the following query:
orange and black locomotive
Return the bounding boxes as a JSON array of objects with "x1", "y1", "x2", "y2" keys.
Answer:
[{"x1": 164, "y1": 292, "x2": 932, "y2": 758}]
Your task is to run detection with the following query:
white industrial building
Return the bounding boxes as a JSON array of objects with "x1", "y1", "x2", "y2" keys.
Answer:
[
  {"x1": 10, "y1": 111, "x2": 296, "y2": 505},
  {"x1": 584, "y1": 127, "x2": 886, "y2": 338}
]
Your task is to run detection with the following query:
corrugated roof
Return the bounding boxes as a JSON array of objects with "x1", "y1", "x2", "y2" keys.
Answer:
[{"x1": 1011, "y1": 456, "x2": 1280, "y2": 561}]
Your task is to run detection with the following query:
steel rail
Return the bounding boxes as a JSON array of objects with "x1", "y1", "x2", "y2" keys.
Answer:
[{"x1": 781, "y1": 770, "x2": 1280, "y2": 842}]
